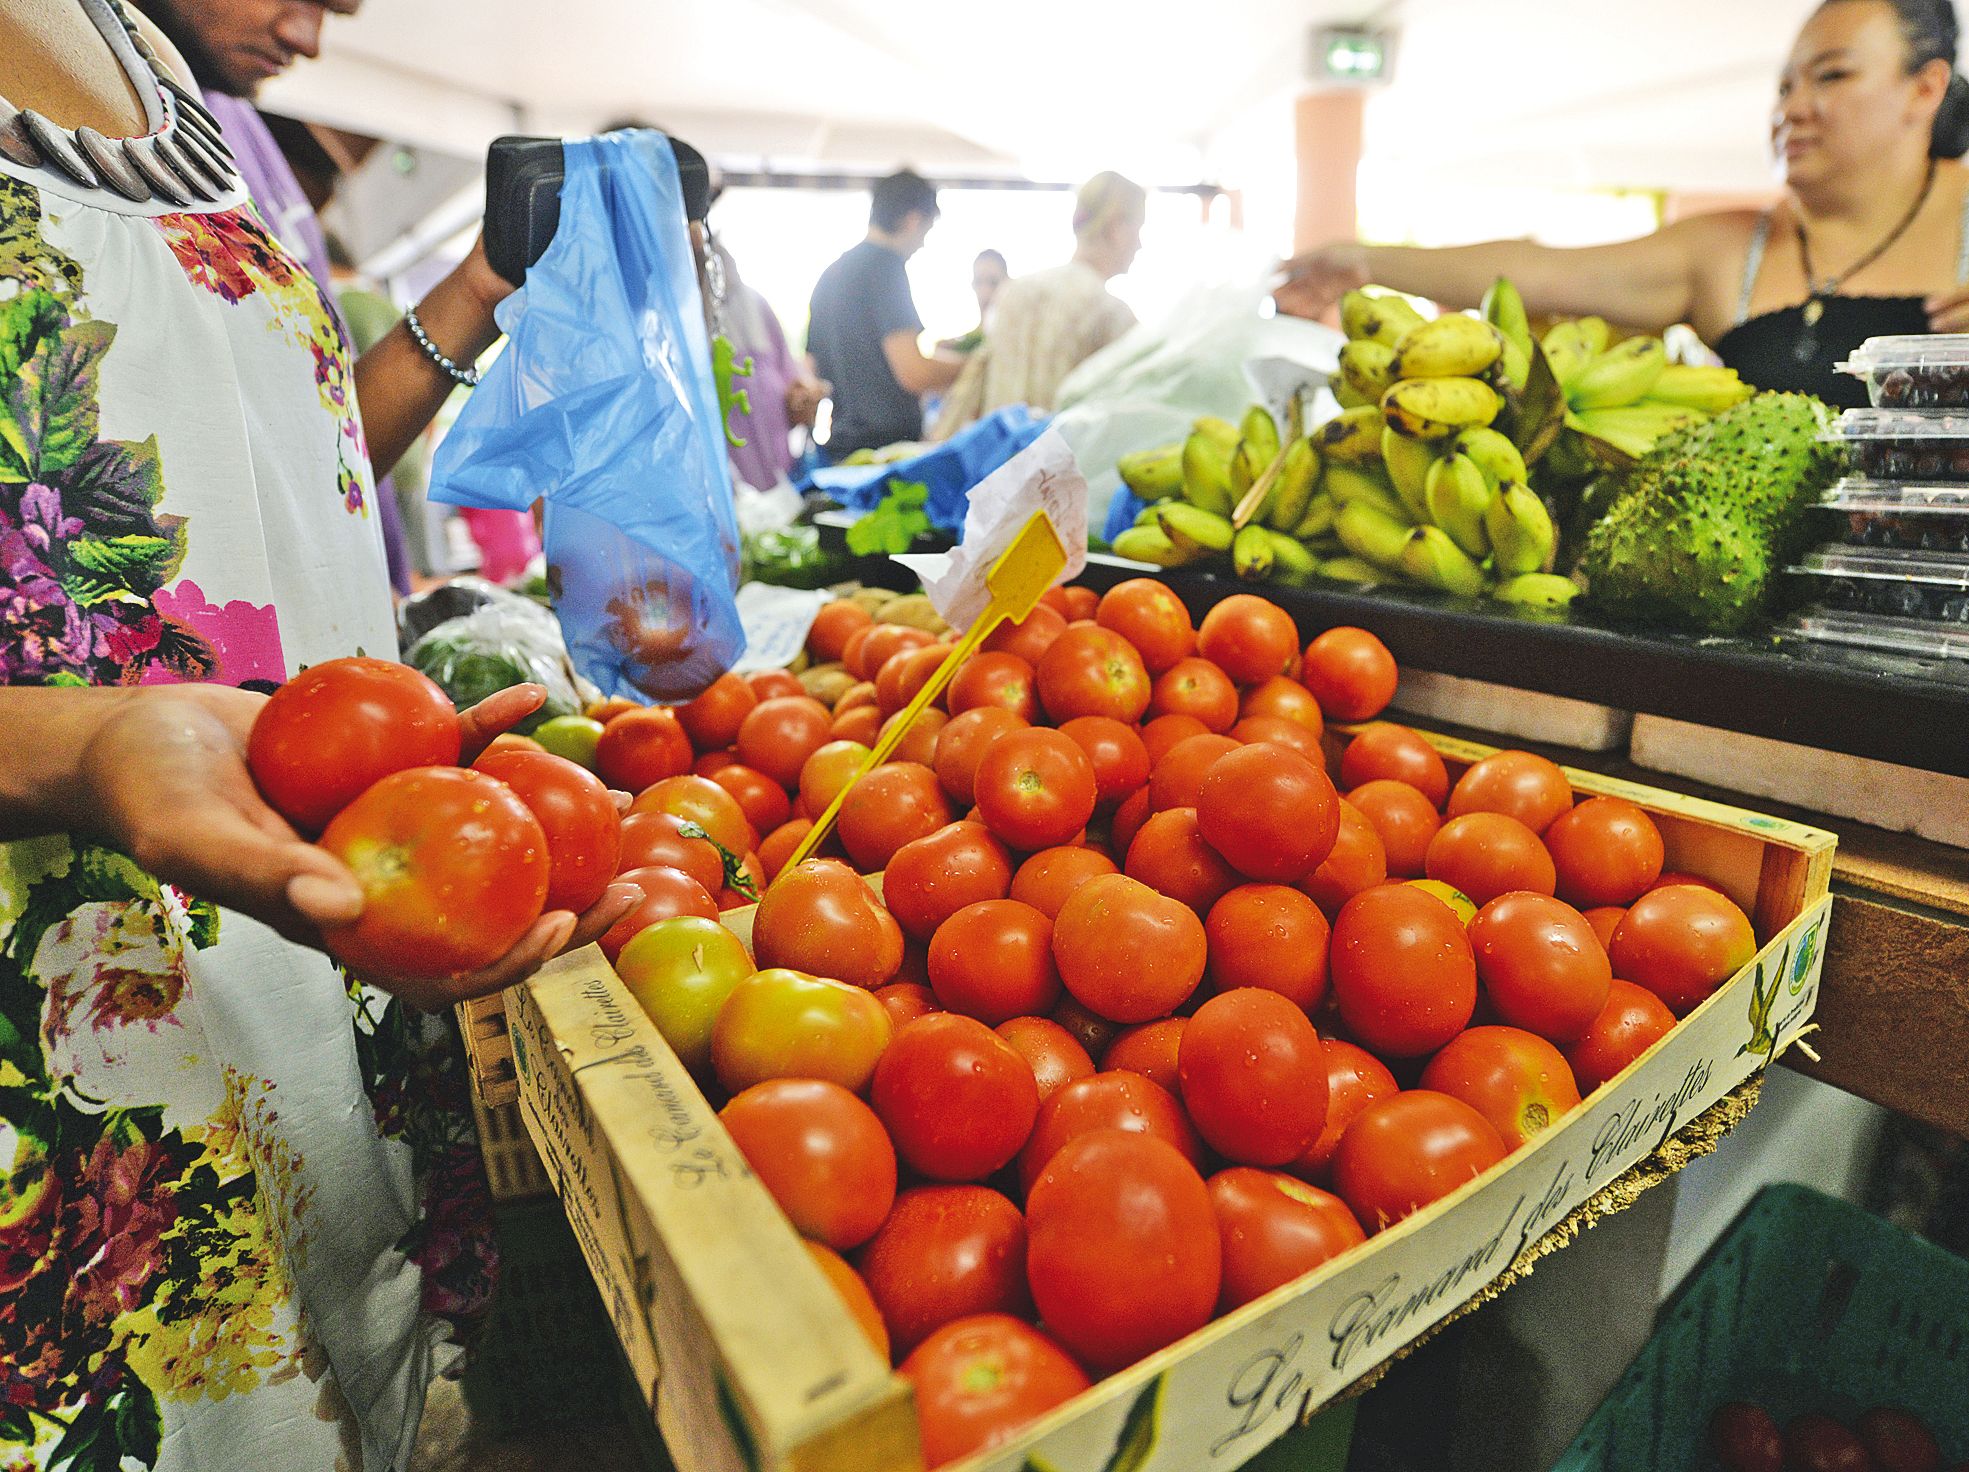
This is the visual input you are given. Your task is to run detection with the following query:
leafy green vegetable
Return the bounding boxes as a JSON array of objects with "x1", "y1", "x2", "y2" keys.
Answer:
[{"x1": 846, "y1": 479, "x2": 932, "y2": 556}]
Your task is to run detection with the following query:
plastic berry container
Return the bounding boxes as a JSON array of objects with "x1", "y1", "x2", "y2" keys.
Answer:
[
  {"x1": 1819, "y1": 408, "x2": 1969, "y2": 481},
  {"x1": 1836, "y1": 334, "x2": 1969, "y2": 408},
  {"x1": 1782, "y1": 607, "x2": 1969, "y2": 659},
  {"x1": 1787, "y1": 544, "x2": 1969, "y2": 631},
  {"x1": 1816, "y1": 477, "x2": 1969, "y2": 552}
]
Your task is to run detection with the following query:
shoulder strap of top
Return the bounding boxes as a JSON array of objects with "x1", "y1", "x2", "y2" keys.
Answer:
[
  {"x1": 1956, "y1": 185, "x2": 1969, "y2": 284},
  {"x1": 1735, "y1": 211, "x2": 1773, "y2": 326}
]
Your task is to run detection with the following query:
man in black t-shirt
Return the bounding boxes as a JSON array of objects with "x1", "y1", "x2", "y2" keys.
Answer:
[{"x1": 807, "y1": 171, "x2": 963, "y2": 459}]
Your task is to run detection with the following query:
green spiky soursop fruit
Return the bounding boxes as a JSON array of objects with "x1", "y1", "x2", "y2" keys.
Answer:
[{"x1": 1577, "y1": 392, "x2": 1840, "y2": 634}]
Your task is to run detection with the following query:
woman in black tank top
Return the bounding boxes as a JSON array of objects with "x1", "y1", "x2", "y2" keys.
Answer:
[{"x1": 1278, "y1": 0, "x2": 1969, "y2": 401}]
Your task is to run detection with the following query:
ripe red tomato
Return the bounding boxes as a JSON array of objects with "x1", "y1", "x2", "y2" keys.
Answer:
[
  {"x1": 1331, "y1": 1090, "x2": 1507, "y2": 1231},
  {"x1": 1025, "y1": 1130, "x2": 1220, "y2": 1372},
  {"x1": 1784, "y1": 1415, "x2": 1873, "y2": 1472},
  {"x1": 1288, "y1": 1039, "x2": 1400, "y2": 1184},
  {"x1": 855, "y1": 624, "x2": 934, "y2": 682},
  {"x1": 928, "y1": 900, "x2": 1061, "y2": 1024},
  {"x1": 676, "y1": 672, "x2": 758, "y2": 751},
  {"x1": 1340, "y1": 723, "x2": 1450, "y2": 808},
  {"x1": 1095, "y1": 578, "x2": 1195, "y2": 673},
  {"x1": 1147, "y1": 732, "x2": 1244, "y2": 814},
  {"x1": 1582, "y1": 905, "x2": 1626, "y2": 953},
  {"x1": 1229, "y1": 714, "x2": 1325, "y2": 765},
  {"x1": 1564, "y1": 980, "x2": 1677, "y2": 1093},
  {"x1": 1419, "y1": 1026, "x2": 1580, "y2": 1151},
  {"x1": 737, "y1": 696, "x2": 834, "y2": 789},
  {"x1": 901, "y1": 1314, "x2": 1089, "y2": 1469},
  {"x1": 834, "y1": 679, "x2": 879, "y2": 716},
  {"x1": 1708, "y1": 1403, "x2": 1784, "y2": 1472},
  {"x1": 1009, "y1": 845, "x2": 1118, "y2": 920},
  {"x1": 748, "y1": 669, "x2": 806, "y2": 702},
  {"x1": 249, "y1": 657, "x2": 461, "y2": 834},
  {"x1": 1858, "y1": 1407, "x2": 1943, "y2": 1472},
  {"x1": 1610, "y1": 885, "x2": 1758, "y2": 1015},
  {"x1": 1035, "y1": 625, "x2": 1152, "y2": 724},
  {"x1": 1141, "y1": 712, "x2": 1211, "y2": 765},
  {"x1": 1197, "y1": 743, "x2": 1341, "y2": 883},
  {"x1": 595, "y1": 706, "x2": 694, "y2": 791},
  {"x1": 473, "y1": 748, "x2": 622, "y2": 914},
  {"x1": 1346, "y1": 779, "x2": 1442, "y2": 878},
  {"x1": 882, "y1": 705, "x2": 952, "y2": 770},
  {"x1": 878, "y1": 642, "x2": 956, "y2": 718},
  {"x1": 617, "y1": 811, "x2": 723, "y2": 891},
  {"x1": 1544, "y1": 797, "x2": 1665, "y2": 907},
  {"x1": 1057, "y1": 585, "x2": 1099, "y2": 621},
  {"x1": 720, "y1": 1079, "x2": 896, "y2": 1250},
  {"x1": 1197, "y1": 595, "x2": 1299, "y2": 685},
  {"x1": 838, "y1": 762, "x2": 952, "y2": 872},
  {"x1": 1058, "y1": 716, "x2": 1151, "y2": 812},
  {"x1": 1206, "y1": 885, "x2": 1330, "y2": 1009},
  {"x1": 981, "y1": 604, "x2": 1066, "y2": 668},
  {"x1": 1018, "y1": 1068, "x2": 1205, "y2": 1194},
  {"x1": 1125, "y1": 806, "x2": 1239, "y2": 913},
  {"x1": 1054, "y1": 873, "x2": 1208, "y2": 1023},
  {"x1": 1330, "y1": 884, "x2": 1478, "y2": 1057},
  {"x1": 631, "y1": 773, "x2": 755, "y2": 856},
  {"x1": 320, "y1": 767, "x2": 548, "y2": 979},
  {"x1": 1179, "y1": 989, "x2": 1328, "y2": 1166},
  {"x1": 857, "y1": 1187, "x2": 1030, "y2": 1359},
  {"x1": 710, "y1": 762, "x2": 792, "y2": 837},
  {"x1": 805, "y1": 1241, "x2": 889, "y2": 1361},
  {"x1": 1109, "y1": 785, "x2": 1152, "y2": 857},
  {"x1": 1208, "y1": 1168, "x2": 1366, "y2": 1310},
  {"x1": 931, "y1": 707, "x2": 1027, "y2": 807},
  {"x1": 808, "y1": 600, "x2": 874, "y2": 663},
  {"x1": 711, "y1": 967, "x2": 893, "y2": 1093},
  {"x1": 830, "y1": 705, "x2": 884, "y2": 748},
  {"x1": 973, "y1": 728, "x2": 1098, "y2": 850},
  {"x1": 875, "y1": 981, "x2": 940, "y2": 1030},
  {"x1": 1301, "y1": 800, "x2": 1389, "y2": 919},
  {"x1": 1446, "y1": 750, "x2": 1573, "y2": 834},
  {"x1": 993, "y1": 1016, "x2": 1095, "y2": 1102},
  {"x1": 1239, "y1": 676, "x2": 1326, "y2": 740},
  {"x1": 1050, "y1": 994, "x2": 1125, "y2": 1062},
  {"x1": 947, "y1": 651, "x2": 1038, "y2": 721},
  {"x1": 757, "y1": 818, "x2": 814, "y2": 880},
  {"x1": 752, "y1": 858, "x2": 904, "y2": 989},
  {"x1": 587, "y1": 696, "x2": 641, "y2": 725},
  {"x1": 1299, "y1": 627, "x2": 1397, "y2": 722},
  {"x1": 1424, "y1": 812, "x2": 1556, "y2": 907},
  {"x1": 872, "y1": 1014, "x2": 1040, "y2": 1181},
  {"x1": 598, "y1": 867, "x2": 721, "y2": 961},
  {"x1": 883, "y1": 821, "x2": 1013, "y2": 942},
  {"x1": 616, "y1": 915, "x2": 754, "y2": 1074},
  {"x1": 1148, "y1": 656, "x2": 1239, "y2": 732},
  {"x1": 1101, "y1": 1018, "x2": 1186, "y2": 1096},
  {"x1": 1469, "y1": 893, "x2": 1612, "y2": 1044},
  {"x1": 1653, "y1": 871, "x2": 1728, "y2": 895}
]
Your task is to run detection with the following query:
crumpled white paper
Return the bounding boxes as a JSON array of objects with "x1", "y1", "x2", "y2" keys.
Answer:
[
  {"x1": 893, "y1": 428, "x2": 1089, "y2": 631},
  {"x1": 728, "y1": 581, "x2": 827, "y2": 673}
]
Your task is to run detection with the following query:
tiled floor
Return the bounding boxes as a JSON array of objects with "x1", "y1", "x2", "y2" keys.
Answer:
[{"x1": 409, "y1": 1375, "x2": 655, "y2": 1472}]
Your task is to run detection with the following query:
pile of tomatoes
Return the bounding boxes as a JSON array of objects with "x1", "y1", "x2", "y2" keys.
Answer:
[
  {"x1": 521, "y1": 581, "x2": 1764, "y2": 1467},
  {"x1": 1710, "y1": 1401, "x2": 1959, "y2": 1472}
]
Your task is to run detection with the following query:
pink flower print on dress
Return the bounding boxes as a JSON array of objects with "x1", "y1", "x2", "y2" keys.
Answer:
[{"x1": 144, "y1": 580, "x2": 287, "y2": 688}]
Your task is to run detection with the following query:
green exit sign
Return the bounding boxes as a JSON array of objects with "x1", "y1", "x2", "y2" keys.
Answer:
[{"x1": 1310, "y1": 26, "x2": 1395, "y2": 86}]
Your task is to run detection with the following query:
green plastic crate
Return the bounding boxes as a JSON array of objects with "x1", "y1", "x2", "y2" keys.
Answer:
[{"x1": 1553, "y1": 1184, "x2": 1969, "y2": 1471}]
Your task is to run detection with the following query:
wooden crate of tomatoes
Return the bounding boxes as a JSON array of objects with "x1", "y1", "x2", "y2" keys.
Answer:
[{"x1": 239, "y1": 583, "x2": 1836, "y2": 1472}]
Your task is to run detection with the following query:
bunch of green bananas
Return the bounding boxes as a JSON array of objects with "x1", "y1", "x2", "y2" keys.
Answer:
[{"x1": 1545, "y1": 317, "x2": 1754, "y2": 461}]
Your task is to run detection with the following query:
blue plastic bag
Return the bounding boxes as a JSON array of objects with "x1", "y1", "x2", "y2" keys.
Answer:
[
  {"x1": 1101, "y1": 487, "x2": 1146, "y2": 545},
  {"x1": 802, "y1": 404, "x2": 1049, "y2": 535},
  {"x1": 430, "y1": 131, "x2": 742, "y2": 702}
]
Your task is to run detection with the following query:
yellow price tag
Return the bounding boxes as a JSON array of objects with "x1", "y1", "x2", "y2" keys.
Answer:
[{"x1": 781, "y1": 509, "x2": 1068, "y2": 873}]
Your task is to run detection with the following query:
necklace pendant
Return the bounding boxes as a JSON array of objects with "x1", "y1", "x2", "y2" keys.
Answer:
[{"x1": 1803, "y1": 297, "x2": 1825, "y2": 327}]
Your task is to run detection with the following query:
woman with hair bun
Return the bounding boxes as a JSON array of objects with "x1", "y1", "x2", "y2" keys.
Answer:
[{"x1": 1280, "y1": 0, "x2": 1969, "y2": 405}]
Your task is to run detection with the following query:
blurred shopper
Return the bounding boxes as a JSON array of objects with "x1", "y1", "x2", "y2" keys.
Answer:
[
  {"x1": 1278, "y1": 0, "x2": 1969, "y2": 407},
  {"x1": 807, "y1": 169, "x2": 962, "y2": 459},
  {"x1": 931, "y1": 172, "x2": 1146, "y2": 437},
  {"x1": 940, "y1": 247, "x2": 1010, "y2": 354}
]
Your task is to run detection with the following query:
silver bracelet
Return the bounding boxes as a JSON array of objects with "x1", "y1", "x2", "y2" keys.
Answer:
[{"x1": 402, "y1": 305, "x2": 481, "y2": 388}]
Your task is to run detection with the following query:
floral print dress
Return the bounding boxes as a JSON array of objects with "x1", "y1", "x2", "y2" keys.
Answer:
[{"x1": 0, "y1": 70, "x2": 492, "y2": 1472}]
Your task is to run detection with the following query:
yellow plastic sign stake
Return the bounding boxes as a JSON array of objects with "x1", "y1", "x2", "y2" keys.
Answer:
[{"x1": 781, "y1": 509, "x2": 1068, "y2": 873}]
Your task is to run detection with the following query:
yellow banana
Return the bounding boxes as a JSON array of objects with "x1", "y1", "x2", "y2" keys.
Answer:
[
  {"x1": 1380, "y1": 428, "x2": 1436, "y2": 520},
  {"x1": 1265, "y1": 437, "x2": 1320, "y2": 531},
  {"x1": 1241, "y1": 404, "x2": 1282, "y2": 469},
  {"x1": 1335, "y1": 501, "x2": 1414, "y2": 569},
  {"x1": 1133, "y1": 504, "x2": 1161, "y2": 526},
  {"x1": 1332, "y1": 377, "x2": 1374, "y2": 409},
  {"x1": 1266, "y1": 531, "x2": 1319, "y2": 586},
  {"x1": 1291, "y1": 492, "x2": 1338, "y2": 540},
  {"x1": 1229, "y1": 437, "x2": 1262, "y2": 500},
  {"x1": 1567, "y1": 336, "x2": 1667, "y2": 410},
  {"x1": 1498, "y1": 338, "x2": 1531, "y2": 393},
  {"x1": 1192, "y1": 415, "x2": 1241, "y2": 451},
  {"x1": 1424, "y1": 453, "x2": 1494, "y2": 558},
  {"x1": 1541, "y1": 318, "x2": 1609, "y2": 388},
  {"x1": 1482, "y1": 278, "x2": 1534, "y2": 387},
  {"x1": 1381, "y1": 377, "x2": 1502, "y2": 439},
  {"x1": 1316, "y1": 405, "x2": 1388, "y2": 465},
  {"x1": 1391, "y1": 314, "x2": 1503, "y2": 380},
  {"x1": 1399, "y1": 525, "x2": 1490, "y2": 597},
  {"x1": 1453, "y1": 426, "x2": 1529, "y2": 492},
  {"x1": 1318, "y1": 555, "x2": 1388, "y2": 585},
  {"x1": 1117, "y1": 443, "x2": 1185, "y2": 500},
  {"x1": 1283, "y1": 388, "x2": 1308, "y2": 443},
  {"x1": 1566, "y1": 402, "x2": 1703, "y2": 459},
  {"x1": 1341, "y1": 289, "x2": 1427, "y2": 347},
  {"x1": 1110, "y1": 525, "x2": 1196, "y2": 567},
  {"x1": 1645, "y1": 363, "x2": 1753, "y2": 414},
  {"x1": 1157, "y1": 502, "x2": 1237, "y2": 555},
  {"x1": 1491, "y1": 572, "x2": 1581, "y2": 609},
  {"x1": 1181, "y1": 430, "x2": 1235, "y2": 515},
  {"x1": 1325, "y1": 461, "x2": 1413, "y2": 524},
  {"x1": 1338, "y1": 340, "x2": 1399, "y2": 402},
  {"x1": 1233, "y1": 523, "x2": 1276, "y2": 581},
  {"x1": 1483, "y1": 481, "x2": 1557, "y2": 575}
]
